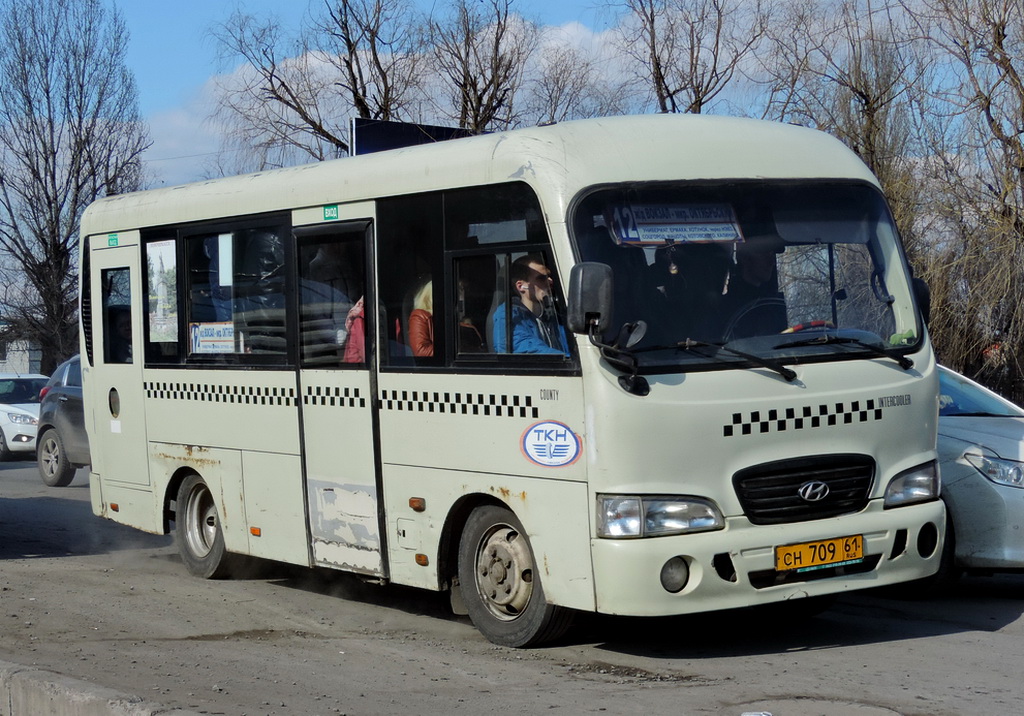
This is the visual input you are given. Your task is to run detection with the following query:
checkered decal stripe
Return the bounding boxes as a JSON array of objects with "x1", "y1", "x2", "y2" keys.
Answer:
[
  {"x1": 380, "y1": 389, "x2": 538, "y2": 418},
  {"x1": 724, "y1": 400, "x2": 884, "y2": 437},
  {"x1": 144, "y1": 381, "x2": 297, "y2": 407},
  {"x1": 304, "y1": 385, "x2": 366, "y2": 408}
]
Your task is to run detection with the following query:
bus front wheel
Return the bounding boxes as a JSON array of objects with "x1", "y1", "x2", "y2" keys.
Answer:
[
  {"x1": 176, "y1": 474, "x2": 235, "y2": 579},
  {"x1": 458, "y1": 505, "x2": 572, "y2": 647}
]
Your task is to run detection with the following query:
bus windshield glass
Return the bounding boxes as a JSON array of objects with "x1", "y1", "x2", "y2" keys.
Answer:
[{"x1": 572, "y1": 181, "x2": 920, "y2": 372}]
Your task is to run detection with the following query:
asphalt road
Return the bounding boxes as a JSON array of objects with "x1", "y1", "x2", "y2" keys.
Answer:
[{"x1": 1, "y1": 459, "x2": 1022, "y2": 716}]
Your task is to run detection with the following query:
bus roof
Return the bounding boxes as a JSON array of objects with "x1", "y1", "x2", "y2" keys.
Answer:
[{"x1": 81, "y1": 114, "x2": 877, "y2": 236}]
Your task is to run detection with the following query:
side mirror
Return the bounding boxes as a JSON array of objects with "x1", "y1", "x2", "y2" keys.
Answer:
[
  {"x1": 912, "y1": 277, "x2": 931, "y2": 326},
  {"x1": 567, "y1": 262, "x2": 613, "y2": 334}
]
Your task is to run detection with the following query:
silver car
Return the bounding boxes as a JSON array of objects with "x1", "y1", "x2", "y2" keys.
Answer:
[{"x1": 937, "y1": 366, "x2": 1024, "y2": 580}]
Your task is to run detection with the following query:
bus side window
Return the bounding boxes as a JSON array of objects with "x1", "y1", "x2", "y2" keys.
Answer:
[
  {"x1": 101, "y1": 267, "x2": 132, "y2": 364},
  {"x1": 444, "y1": 183, "x2": 570, "y2": 361},
  {"x1": 184, "y1": 221, "x2": 289, "y2": 360},
  {"x1": 144, "y1": 236, "x2": 180, "y2": 362},
  {"x1": 377, "y1": 193, "x2": 443, "y2": 367},
  {"x1": 297, "y1": 229, "x2": 365, "y2": 367}
]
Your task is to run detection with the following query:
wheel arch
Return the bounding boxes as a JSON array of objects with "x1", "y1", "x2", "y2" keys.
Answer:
[
  {"x1": 162, "y1": 466, "x2": 201, "y2": 533},
  {"x1": 437, "y1": 493, "x2": 509, "y2": 591}
]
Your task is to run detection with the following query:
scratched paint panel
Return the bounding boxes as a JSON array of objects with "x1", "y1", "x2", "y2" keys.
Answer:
[{"x1": 308, "y1": 478, "x2": 381, "y2": 573}]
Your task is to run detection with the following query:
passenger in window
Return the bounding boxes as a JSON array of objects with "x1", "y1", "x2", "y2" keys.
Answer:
[
  {"x1": 343, "y1": 296, "x2": 366, "y2": 364},
  {"x1": 493, "y1": 254, "x2": 568, "y2": 355},
  {"x1": 408, "y1": 280, "x2": 434, "y2": 357}
]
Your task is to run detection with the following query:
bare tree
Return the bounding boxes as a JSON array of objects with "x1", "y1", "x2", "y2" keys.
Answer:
[
  {"x1": 212, "y1": 10, "x2": 353, "y2": 167},
  {"x1": 0, "y1": 0, "x2": 148, "y2": 373},
  {"x1": 615, "y1": 0, "x2": 768, "y2": 114},
  {"x1": 429, "y1": 0, "x2": 539, "y2": 132},
  {"x1": 315, "y1": 0, "x2": 427, "y2": 121},
  {"x1": 761, "y1": 1, "x2": 916, "y2": 178},
  {"x1": 524, "y1": 25, "x2": 641, "y2": 123},
  {"x1": 903, "y1": 0, "x2": 1024, "y2": 398},
  {"x1": 211, "y1": 0, "x2": 426, "y2": 172},
  {"x1": 528, "y1": 42, "x2": 597, "y2": 123}
]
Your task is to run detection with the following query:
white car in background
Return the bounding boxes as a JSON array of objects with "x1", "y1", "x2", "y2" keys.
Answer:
[
  {"x1": 937, "y1": 366, "x2": 1024, "y2": 581},
  {"x1": 0, "y1": 373, "x2": 48, "y2": 460}
]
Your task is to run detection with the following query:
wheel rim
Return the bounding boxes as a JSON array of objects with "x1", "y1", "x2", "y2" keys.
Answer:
[
  {"x1": 183, "y1": 483, "x2": 219, "y2": 559},
  {"x1": 473, "y1": 523, "x2": 534, "y2": 621},
  {"x1": 40, "y1": 436, "x2": 59, "y2": 477}
]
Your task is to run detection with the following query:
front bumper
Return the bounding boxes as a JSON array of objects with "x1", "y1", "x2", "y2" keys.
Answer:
[
  {"x1": 591, "y1": 498, "x2": 945, "y2": 616},
  {"x1": 5, "y1": 430, "x2": 38, "y2": 453}
]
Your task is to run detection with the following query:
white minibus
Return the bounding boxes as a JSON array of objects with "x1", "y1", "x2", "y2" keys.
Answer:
[{"x1": 81, "y1": 114, "x2": 944, "y2": 646}]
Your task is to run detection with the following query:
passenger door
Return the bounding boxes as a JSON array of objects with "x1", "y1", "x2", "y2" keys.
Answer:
[
  {"x1": 293, "y1": 203, "x2": 383, "y2": 577},
  {"x1": 86, "y1": 233, "x2": 150, "y2": 490}
]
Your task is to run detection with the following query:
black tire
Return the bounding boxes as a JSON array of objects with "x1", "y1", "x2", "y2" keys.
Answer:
[
  {"x1": 458, "y1": 505, "x2": 572, "y2": 647},
  {"x1": 0, "y1": 429, "x2": 10, "y2": 462},
  {"x1": 37, "y1": 429, "x2": 76, "y2": 487},
  {"x1": 176, "y1": 474, "x2": 237, "y2": 579}
]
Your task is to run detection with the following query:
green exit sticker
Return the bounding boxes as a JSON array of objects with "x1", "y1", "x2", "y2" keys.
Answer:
[
  {"x1": 107, "y1": 233, "x2": 119, "y2": 246},
  {"x1": 323, "y1": 205, "x2": 339, "y2": 221}
]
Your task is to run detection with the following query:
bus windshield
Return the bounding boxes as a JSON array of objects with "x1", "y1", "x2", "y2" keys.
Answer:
[{"x1": 572, "y1": 181, "x2": 920, "y2": 373}]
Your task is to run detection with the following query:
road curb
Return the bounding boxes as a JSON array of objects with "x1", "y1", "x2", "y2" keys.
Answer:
[{"x1": 0, "y1": 660, "x2": 201, "y2": 716}]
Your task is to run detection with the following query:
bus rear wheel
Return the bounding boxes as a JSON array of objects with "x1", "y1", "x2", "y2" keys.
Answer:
[
  {"x1": 458, "y1": 505, "x2": 572, "y2": 647},
  {"x1": 176, "y1": 474, "x2": 235, "y2": 579}
]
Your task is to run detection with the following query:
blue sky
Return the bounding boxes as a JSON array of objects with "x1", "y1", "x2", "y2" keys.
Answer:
[{"x1": 118, "y1": 0, "x2": 608, "y2": 185}]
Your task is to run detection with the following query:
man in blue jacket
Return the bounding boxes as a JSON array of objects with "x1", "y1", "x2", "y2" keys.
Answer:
[{"x1": 493, "y1": 254, "x2": 568, "y2": 355}]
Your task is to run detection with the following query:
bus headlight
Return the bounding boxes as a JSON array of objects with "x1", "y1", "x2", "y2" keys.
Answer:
[
  {"x1": 597, "y1": 495, "x2": 724, "y2": 538},
  {"x1": 884, "y1": 461, "x2": 940, "y2": 507},
  {"x1": 964, "y1": 453, "x2": 1024, "y2": 488}
]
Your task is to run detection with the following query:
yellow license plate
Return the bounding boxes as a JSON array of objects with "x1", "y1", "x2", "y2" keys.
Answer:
[{"x1": 775, "y1": 535, "x2": 864, "y2": 573}]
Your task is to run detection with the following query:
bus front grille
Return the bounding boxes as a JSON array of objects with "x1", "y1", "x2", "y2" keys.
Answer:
[{"x1": 733, "y1": 454, "x2": 875, "y2": 525}]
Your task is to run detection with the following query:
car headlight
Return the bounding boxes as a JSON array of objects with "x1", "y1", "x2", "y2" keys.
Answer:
[
  {"x1": 597, "y1": 495, "x2": 724, "y2": 538},
  {"x1": 884, "y1": 461, "x2": 940, "y2": 507},
  {"x1": 964, "y1": 453, "x2": 1024, "y2": 489},
  {"x1": 7, "y1": 412, "x2": 37, "y2": 425}
]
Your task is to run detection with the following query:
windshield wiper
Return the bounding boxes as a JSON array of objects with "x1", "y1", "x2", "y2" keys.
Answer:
[
  {"x1": 634, "y1": 339, "x2": 797, "y2": 382},
  {"x1": 595, "y1": 324, "x2": 797, "y2": 392},
  {"x1": 775, "y1": 333, "x2": 913, "y2": 370}
]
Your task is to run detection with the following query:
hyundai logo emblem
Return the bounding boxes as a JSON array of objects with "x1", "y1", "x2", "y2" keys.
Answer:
[{"x1": 797, "y1": 480, "x2": 830, "y2": 502}]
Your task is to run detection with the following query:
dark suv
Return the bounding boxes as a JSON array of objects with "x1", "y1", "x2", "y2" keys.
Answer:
[{"x1": 37, "y1": 355, "x2": 90, "y2": 487}]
